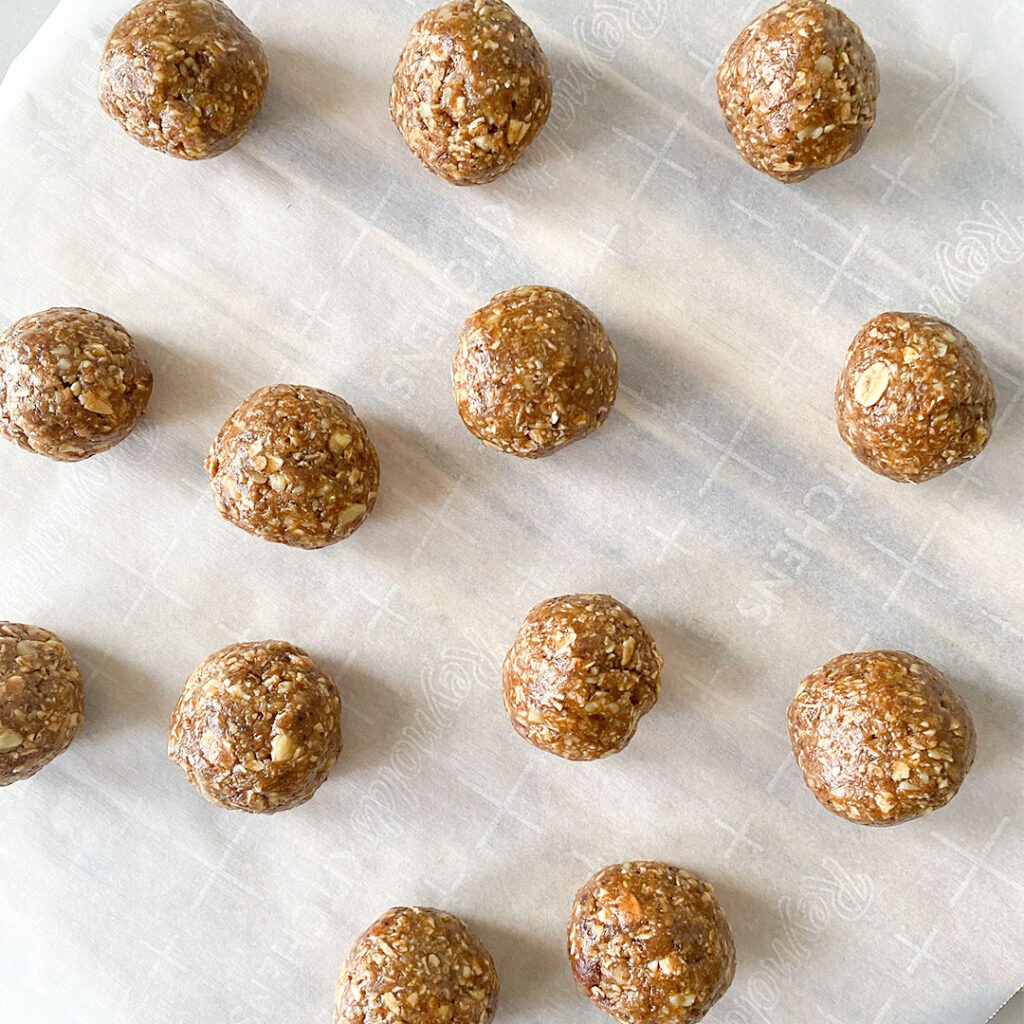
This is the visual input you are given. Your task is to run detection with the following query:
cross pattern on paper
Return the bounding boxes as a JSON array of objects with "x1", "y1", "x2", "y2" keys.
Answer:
[
  {"x1": 405, "y1": 475, "x2": 477, "y2": 565},
  {"x1": 292, "y1": 289, "x2": 334, "y2": 339},
  {"x1": 358, "y1": 581, "x2": 409, "y2": 631},
  {"x1": 792, "y1": 225, "x2": 892, "y2": 315},
  {"x1": 715, "y1": 813, "x2": 765, "y2": 858},
  {"x1": 612, "y1": 114, "x2": 696, "y2": 202},
  {"x1": 765, "y1": 752, "x2": 792, "y2": 794},
  {"x1": 461, "y1": 766, "x2": 542, "y2": 842},
  {"x1": 871, "y1": 155, "x2": 921, "y2": 204},
  {"x1": 507, "y1": 559, "x2": 553, "y2": 604},
  {"x1": 579, "y1": 221, "x2": 622, "y2": 271},
  {"x1": 864, "y1": 520, "x2": 945, "y2": 612},
  {"x1": 871, "y1": 996, "x2": 895, "y2": 1024},
  {"x1": 935, "y1": 816, "x2": 1024, "y2": 907},
  {"x1": 645, "y1": 515, "x2": 695, "y2": 566},
  {"x1": 762, "y1": 335, "x2": 809, "y2": 386},
  {"x1": 681, "y1": 666, "x2": 727, "y2": 708},
  {"x1": 912, "y1": 45, "x2": 998, "y2": 146},
  {"x1": 995, "y1": 0, "x2": 1024, "y2": 19},
  {"x1": 894, "y1": 924, "x2": 942, "y2": 975},
  {"x1": 728, "y1": 198, "x2": 774, "y2": 229},
  {"x1": 679, "y1": 406, "x2": 775, "y2": 497},
  {"x1": 431, "y1": 765, "x2": 540, "y2": 902}
]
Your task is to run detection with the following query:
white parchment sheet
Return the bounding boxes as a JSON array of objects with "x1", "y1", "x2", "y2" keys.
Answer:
[{"x1": 1, "y1": 1, "x2": 1022, "y2": 1022}]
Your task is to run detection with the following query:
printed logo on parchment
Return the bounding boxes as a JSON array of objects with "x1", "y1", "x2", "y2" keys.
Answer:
[
  {"x1": 922, "y1": 200, "x2": 1024, "y2": 318},
  {"x1": 351, "y1": 646, "x2": 496, "y2": 843},
  {"x1": 508, "y1": 0, "x2": 668, "y2": 196},
  {"x1": 720, "y1": 858, "x2": 874, "y2": 1024},
  {"x1": 737, "y1": 464, "x2": 858, "y2": 628}
]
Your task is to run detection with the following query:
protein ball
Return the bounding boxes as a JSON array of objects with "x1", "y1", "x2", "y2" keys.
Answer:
[
  {"x1": 717, "y1": 0, "x2": 879, "y2": 183},
  {"x1": 787, "y1": 650, "x2": 976, "y2": 826},
  {"x1": 334, "y1": 906, "x2": 499, "y2": 1024},
  {"x1": 568, "y1": 861, "x2": 736, "y2": 1024},
  {"x1": 99, "y1": 0, "x2": 269, "y2": 160},
  {"x1": 503, "y1": 594, "x2": 662, "y2": 760},
  {"x1": 835, "y1": 312, "x2": 996, "y2": 483},
  {"x1": 205, "y1": 384, "x2": 379, "y2": 549},
  {"x1": 453, "y1": 286, "x2": 618, "y2": 458},
  {"x1": 0, "y1": 623, "x2": 84, "y2": 786},
  {"x1": 168, "y1": 640, "x2": 342, "y2": 813},
  {"x1": 0, "y1": 307, "x2": 152, "y2": 462},
  {"x1": 390, "y1": 0, "x2": 552, "y2": 185}
]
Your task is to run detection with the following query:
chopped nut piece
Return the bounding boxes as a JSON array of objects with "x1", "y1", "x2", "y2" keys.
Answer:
[
  {"x1": 168, "y1": 640, "x2": 342, "y2": 813},
  {"x1": 503, "y1": 594, "x2": 662, "y2": 760},
  {"x1": 99, "y1": 0, "x2": 268, "y2": 160},
  {"x1": 0, "y1": 622, "x2": 84, "y2": 786},
  {"x1": 337, "y1": 503, "x2": 367, "y2": 526},
  {"x1": 788, "y1": 651, "x2": 975, "y2": 825},
  {"x1": 0, "y1": 308, "x2": 152, "y2": 461},
  {"x1": 853, "y1": 361, "x2": 890, "y2": 407},
  {"x1": 568, "y1": 862, "x2": 735, "y2": 1024},
  {"x1": 270, "y1": 732, "x2": 296, "y2": 762},
  {"x1": 329, "y1": 431, "x2": 352, "y2": 454},
  {"x1": 0, "y1": 729, "x2": 25, "y2": 752},
  {"x1": 334, "y1": 906, "x2": 499, "y2": 1024}
]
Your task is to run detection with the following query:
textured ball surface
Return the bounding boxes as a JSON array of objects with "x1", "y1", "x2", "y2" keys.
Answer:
[
  {"x1": 835, "y1": 312, "x2": 995, "y2": 482},
  {"x1": 453, "y1": 286, "x2": 618, "y2": 458},
  {"x1": 568, "y1": 861, "x2": 736, "y2": 1024},
  {"x1": 390, "y1": 0, "x2": 552, "y2": 185},
  {"x1": 788, "y1": 650, "x2": 976, "y2": 825},
  {"x1": 99, "y1": 0, "x2": 268, "y2": 160},
  {"x1": 717, "y1": 0, "x2": 879, "y2": 182},
  {"x1": 0, "y1": 307, "x2": 152, "y2": 461},
  {"x1": 168, "y1": 640, "x2": 342, "y2": 813},
  {"x1": 503, "y1": 594, "x2": 661, "y2": 760}
]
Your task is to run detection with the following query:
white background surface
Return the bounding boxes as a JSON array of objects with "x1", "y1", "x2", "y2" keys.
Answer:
[{"x1": 0, "y1": 1, "x2": 1022, "y2": 1022}]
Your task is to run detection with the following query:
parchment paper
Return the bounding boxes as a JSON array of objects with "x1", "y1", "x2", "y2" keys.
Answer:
[{"x1": 1, "y1": 2, "x2": 1022, "y2": 1022}]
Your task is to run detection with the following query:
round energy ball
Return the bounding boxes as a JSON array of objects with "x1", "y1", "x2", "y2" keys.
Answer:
[
  {"x1": 0, "y1": 307, "x2": 152, "y2": 461},
  {"x1": 99, "y1": 0, "x2": 269, "y2": 160},
  {"x1": 568, "y1": 861, "x2": 736, "y2": 1024},
  {"x1": 717, "y1": 0, "x2": 879, "y2": 182},
  {"x1": 390, "y1": 0, "x2": 552, "y2": 185},
  {"x1": 168, "y1": 640, "x2": 342, "y2": 813},
  {"x1": 334, "y1": 906, "x2": 499, "y2": 1024},
  {"x1": 787, "y1": 650, "x2": 976, "y2": 826},
  {"x1": 0, "y1": 622, "x2": 84, "y2": 786},
  {"x1": 205, "y1": 384, "x2": 379, "y2": 549},
  {"x1": 452, "y1": 286, "x2": 618, "y2": 458},
  {"x1": 835, "y1": 312, "x2": 996, "y2": 483},
  {"x1": 502, "y1": 594, "x2": 662, "y2": 760}
]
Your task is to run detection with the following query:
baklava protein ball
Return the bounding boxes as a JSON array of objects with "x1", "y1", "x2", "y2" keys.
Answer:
[
  {"x1": 717, "y1": 0, "x2": 879, "y2": 182},
  {"x1": 168, "y1": 640, "x2": 342, "y2": 813},
  {"x1": 0, "y1": 623, "x2": 84, "y2": 786},
  {"x1": 452, "y1": 286, "x2": 618, "y2": 458},
  {"x1": 787, "y1": 650, "x2": 976, "y2": 826},
  {"x1": 389, "y1": 0, "x2": 552, "y2": 185},
  {"x1": 503, "y1": 594, "x2": 662, "y2": 760},
  {"x1": 334, "y1": 906, "x2": 499, "y2": 1024},
  {"x1": 835, "y1": 312, "x2": 996, "y2": 483},
  {"x1": 99, "y1": 0, "x2": 269, "y2": 160},
  {"x1": 568, "y1": 861, "x2": 736, "y2": 1024},
  {"x1": 0, "y1": 307, "x2": 152, "y2": 461},
  {"x1": 205, "y1": 384, "x2": 379, "y2": 549}
]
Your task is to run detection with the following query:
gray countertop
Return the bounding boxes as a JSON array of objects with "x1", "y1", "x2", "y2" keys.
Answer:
[{"x1": 0, "y1": 0, "x2": 60, "y2": 82}]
